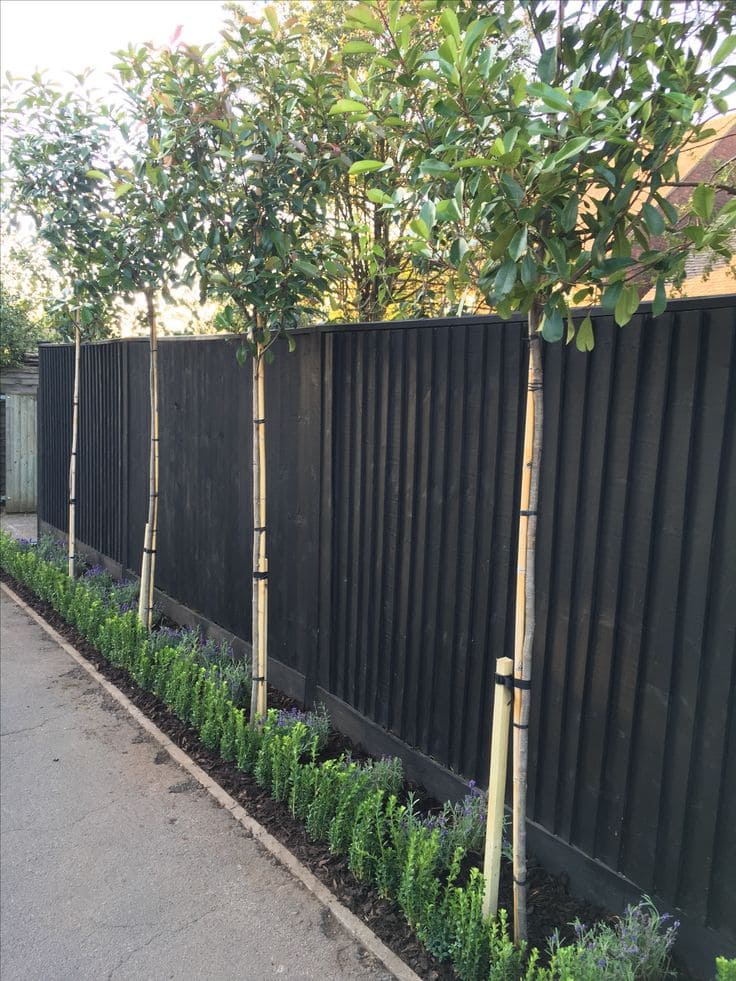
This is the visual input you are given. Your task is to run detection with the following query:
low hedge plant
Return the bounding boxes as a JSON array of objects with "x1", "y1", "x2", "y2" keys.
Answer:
[{"x1": 2, "y1": 531, "x2": 707, "y2": 980}]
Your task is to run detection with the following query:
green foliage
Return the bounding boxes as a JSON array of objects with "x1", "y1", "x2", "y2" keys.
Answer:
[
  {"x1": 2, "y1": 73, "x2": 119, "y2": 331},
  {"x1": 348, "y1": 790, "x2": 418, "y2": 900},
  {"x1": 0, "y1": 285, "x2": 44, "y2": 367},
  {"x1": 117, "y1": 13, "x2": 344, "y2": 350},
  {"x1": 716, "y1": 958, "x2": 736, "y2": 981},
  {"x1": 398, "y1": 824, "x2": 443, "y2": 930},
  {"x1": 340, "y1": 0, "x2": 736, "y2": 344}
]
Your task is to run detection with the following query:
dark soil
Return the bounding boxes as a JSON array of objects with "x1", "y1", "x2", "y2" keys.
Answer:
[{"x1": 3, "y1": 571, "x2": 610, "y2": 979}]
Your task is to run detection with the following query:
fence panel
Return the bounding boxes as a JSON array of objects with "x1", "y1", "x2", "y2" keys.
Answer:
[{"x1": 35, "y1": 297, "x2": 736, "y2": 965}]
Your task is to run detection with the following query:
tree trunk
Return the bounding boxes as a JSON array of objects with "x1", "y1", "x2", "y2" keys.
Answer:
[
  {"x1": 512, "y1": 304, "x2": 544, "y2": 944},
  {"x1": 67, "y1": 317, "x2": 81, "y2": 579},
  {"x1": 250, "y1": 346, "x2": 268, "y2": 725},
  {"x1": 138, "y1": 289, "x2": 159, "y2": 628}
]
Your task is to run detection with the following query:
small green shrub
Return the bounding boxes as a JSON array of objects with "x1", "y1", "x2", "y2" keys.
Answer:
[
  {"x1": 306, "y1": 759, "x2": 351, "y2": 841},
  {"x1": 716, "y1": 957, "x2": 736, "y2": 981},
  {"x1": 398, "y1": 825, "x2": 443, "y2": 931}
]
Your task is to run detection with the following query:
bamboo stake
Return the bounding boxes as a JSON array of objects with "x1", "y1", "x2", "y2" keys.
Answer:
[
  {"x1": 146, "y1": 290, "x2": 160, "y2": 630},
  {"x1": 67, "y1": 316, "x2": 81, "y2": 579},
  {"x1": 257, "y1": 348, "x2": 268, "y2": 719},
  {"x1": 250, "y1": 346, "x2": 264, "y2": 725},
  {"x1": 138, "y1": 289, "x2": 158, "y2": 627},
  {"x1": 138, "y1": 522, "x2": 151, "y2": 623},
  {"x1": 482, "y1": 655, "x2": 513, "y2": 920},
  {"x1": 512, "y1": 306, "x2": 544, "y2": 944}
]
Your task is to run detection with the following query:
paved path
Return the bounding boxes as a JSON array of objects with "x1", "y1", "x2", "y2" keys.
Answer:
[
  {"x1": 0, "y1": 589, "x2": 393, "y2": 981},
  {"x1": 1, "y1": 511, "x2": 37, "y2": 539}
]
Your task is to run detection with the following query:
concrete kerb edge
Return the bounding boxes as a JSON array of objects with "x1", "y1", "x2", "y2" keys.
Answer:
[{"x1": 0, "y1": 582, "x2": 421, "y2": 981}]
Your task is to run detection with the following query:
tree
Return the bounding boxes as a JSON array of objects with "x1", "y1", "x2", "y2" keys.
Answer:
[
  {"x1": 3, "y1": 73, "x2": 117, "y2": 577},
  {"x1": 136, "y1": 10, "x2": 342, "y2": 723},
  {"x1": 338, "y1": 0, "x2": 736, "y2": 941},
  {"x1": 99, "y1": 41, "x2": 192, "y2": 628},
  {"x1": 287, "y1": 0, "x2": 528, "y2": 322}
]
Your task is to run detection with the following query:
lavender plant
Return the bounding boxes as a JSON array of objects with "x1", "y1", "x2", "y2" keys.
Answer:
[
  {"x1": 273, "y1": 703, "x2": 330, "y2": 753},
  {"x1": 545, "y1": 898, "x2": 679, "y2": 980}
]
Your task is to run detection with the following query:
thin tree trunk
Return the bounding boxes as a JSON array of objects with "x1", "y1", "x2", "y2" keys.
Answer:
[
  {"x1": 138, "y1": 289, "x2": 159, "y2": 628},
  {"x1": 67, "y1": 317, "x2": 81, "y2": 579},
  {"x1": 250, "y1": 345, "x2": 268, "y2": 725},
  {"x1": 512, "y1": 304, "x2": 544, "y2": 944}
]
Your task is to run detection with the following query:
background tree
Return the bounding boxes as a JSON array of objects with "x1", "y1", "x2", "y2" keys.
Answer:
[
  {"x1": 135, "y1": 10, "x2": 343, "y2": 723},
  {"x1": 338, "y1": 0, "x2": 736, "y2": 941},
  {"x1": 0, "y1": 286, "x2": 45, "y2": 369},
  {"x1": 3, "y1": 73, "x2": 117, "y2": 577}
]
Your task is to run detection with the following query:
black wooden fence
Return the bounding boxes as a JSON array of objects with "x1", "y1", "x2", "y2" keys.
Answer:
[{"x1": 37, "y1": 296, "x2": 736, "y2": 971}]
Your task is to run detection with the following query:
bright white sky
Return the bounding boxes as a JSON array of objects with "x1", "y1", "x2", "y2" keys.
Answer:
[{"x1": 0, "y1": 0, "x2": 265, "y2": 85}]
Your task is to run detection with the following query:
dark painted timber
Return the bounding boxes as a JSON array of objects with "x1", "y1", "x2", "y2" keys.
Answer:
[{"x1": 36, "y1": 296, "x2": 736, "y2": 974}]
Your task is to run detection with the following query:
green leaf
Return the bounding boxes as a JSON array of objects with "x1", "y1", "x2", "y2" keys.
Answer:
[
  {"x1": 439, "y1": 7, "x2": 460, "y2": 44},
  {"x1": 614, "y1": 285, "x2": 640, "y2": 327},
  {"x1": 490, "y1": 224, "x2": 517, "y2": 259},
  {"x1": 419, "y1": 159, "x2": 454, "y2": 176},
  {"x1": 114, "y1": 182, "x2": 134, "y2": 198},
  {"x1": 520, "y1": 252, "x2": 537, "y2": 287},
  {"x1": 652, "y1": 277, "x2": 667, "y2": 318},
  {"x1": 542, "y1": 307, "x2": 564, "y2": 342},
  {"x1": 420, "y1": 200, "x2": 436, "y2": 230},
  {"x1": 500, "y1": 174, "x2": 524, "y2": 207},
  {"x1": 410, "y1": 217, "x2": 430, "y2": 240},
  {"x1": 527, "y1": 82, "x2": 570, "y2": 112},
  {"x1": 85, "y1": 169, "x2": 107, "y2": 180},
  {"x1": 642, "y1": 202, "x2": 665, "y2": 235},
  {"x1": 264, "y1": 5, "x2": 279, "y2": 32},
  {"x1": 342, "y1": 40, "x2": 377, "y2": 55},
  {"x1": 712, "y1": 35, "x2": 736, "y2": 67},
  {"x1": 293, "y1": 259, "x2": 320, "y2": 277},
  {"x1": 552, "y1": 137, "x2": 592, "y2": 165},
  {"x1": 462, "y1": 17, "x2": 494, "y2": 55},
  {"x1": 508, "y1": 226, "x2": 527, "y2": 260},
  {"x1": 692, "y1": 183, "x2": 715, "y2": 220},
  {"x1": 366, "y1": 188, "x2": 393, "y2": 205},
  {"x1": 345, "y1": 4, "x2": 384, "y2": 33},
  {"x1": 449, "y1": 237, "x2": 468, "y2": 267},
  {"x1": 538, "y1": 47, "x2": 557, "y2": 84},
  {"x1": 456, "y1": 157, "x2": 497, "y2": 168},
  {"x1": 561, "y1": 195, "x2": 579, "y2": 233},
  {"x1": 575, "y1": 315, "x2": 595, "y2": 352},
  {"x1": 601, "y1": 281, "x2": 623, "y2": 310},
  {"x1": 494, "y1": 258, "x2": 517, "y2": 297},
  {"x1": 436, "y1": 198, "x2": 462, "y2": 222},
  {"x1": 330, "y1": 98, "x2": 367, "y2": 115},
  {"x1": 349, "y1": 159, "x2": 385, "y2": 175}
]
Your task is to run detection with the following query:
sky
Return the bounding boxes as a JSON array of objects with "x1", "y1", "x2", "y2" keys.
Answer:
[{"x1": 0, "y1": 0, "x2": 262, "y2": 86}]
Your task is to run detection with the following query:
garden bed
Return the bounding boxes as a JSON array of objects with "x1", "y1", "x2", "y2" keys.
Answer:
[
  {"x1": 1, "y1": 569, "x2": 605, "y2": 976},
  {"x1": 0, "y1": 533, "x2": 691, "y2": 981}
]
